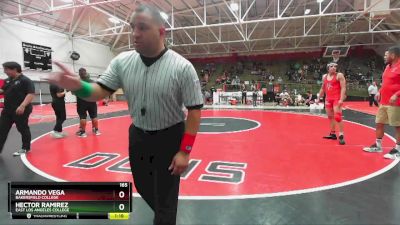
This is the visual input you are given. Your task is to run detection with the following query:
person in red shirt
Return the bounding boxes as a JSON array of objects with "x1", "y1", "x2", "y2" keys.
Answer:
[
  {"x1": 317, "y1": 62, "x2": 347, "y2": 145},
  {"x1": 363, "y1": 46, "x2": 400, "y2": 160}
]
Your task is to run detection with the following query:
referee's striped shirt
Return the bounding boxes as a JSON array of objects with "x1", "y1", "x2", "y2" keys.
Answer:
[{"x1": 97, "y1": 49, "x2": 203, "y2": 131}]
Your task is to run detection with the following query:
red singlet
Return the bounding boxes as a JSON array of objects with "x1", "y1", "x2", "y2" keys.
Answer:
[{"x1": 323, "y1": 73, "x2": 341, "y2": 100}]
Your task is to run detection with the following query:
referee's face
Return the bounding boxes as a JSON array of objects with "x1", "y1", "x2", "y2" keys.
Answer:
[{"x1": 131, "y1": 12, "x2": 163, "y2": 57}]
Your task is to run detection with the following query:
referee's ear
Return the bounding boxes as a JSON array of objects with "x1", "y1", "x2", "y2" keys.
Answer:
[{"x1": 159, "y1": 27, "x2": 166, "y2": 37}]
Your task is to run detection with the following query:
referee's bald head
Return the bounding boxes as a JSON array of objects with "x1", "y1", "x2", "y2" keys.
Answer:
[{"x1": 130, "y1": 4, "x2": 166, "y2": 28}]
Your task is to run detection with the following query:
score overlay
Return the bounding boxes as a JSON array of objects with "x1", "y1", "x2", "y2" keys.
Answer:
[{"x1": 8, "y1": 182, "x2": 131, "y2": 220}]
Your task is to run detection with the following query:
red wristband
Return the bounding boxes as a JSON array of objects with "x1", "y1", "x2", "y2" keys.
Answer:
[{"x1": 180, "y1": 133, "x2": 196, "y2": 154}]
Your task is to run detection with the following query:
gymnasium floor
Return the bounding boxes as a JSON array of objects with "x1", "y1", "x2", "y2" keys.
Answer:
[{"x1": 0, "y1": 101, "x2": 399, "y2": 225}]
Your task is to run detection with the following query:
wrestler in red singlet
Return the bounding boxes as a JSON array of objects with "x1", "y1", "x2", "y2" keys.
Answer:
[
  {"x1": 317, "y1": 62, "x2": 347, "y2": 145},
  {"x1": 323, "y1": 71, "x2": 342, "y2": 109}
]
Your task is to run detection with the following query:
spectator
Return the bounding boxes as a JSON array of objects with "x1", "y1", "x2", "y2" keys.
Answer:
[
  {"x1": 368, "y1": 81, "x2": 379, "y2": 107},
  {"x1": 304, "y1": 91, "x2": 316, "y2": 106},
  {"x1": 268, "y1": 74, "x2": 275, "y2": 82},
  {"x1": 241, "y1": 82, "x2": 247, "y2": 105}
]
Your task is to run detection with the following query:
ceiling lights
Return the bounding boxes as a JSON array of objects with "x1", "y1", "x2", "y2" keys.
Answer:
[
  {"x1": 160, "y1": 11, "x2": 169, "y2": 21},
  {"x1": 230, "y1": 3, "x2": 239, "y2": 11},
  {"x1": 108, "y1": 17, "x2": 121, "y2": 24}
]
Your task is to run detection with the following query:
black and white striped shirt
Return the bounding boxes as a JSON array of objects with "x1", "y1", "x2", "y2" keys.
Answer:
[{"x1": 98, "y1": 49, "x2": 203, "y2": 131}]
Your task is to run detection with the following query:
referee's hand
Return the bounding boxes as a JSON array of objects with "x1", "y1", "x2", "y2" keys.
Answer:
[
  {"x1": 45, "y1": 61, "x2": 81, "y2": 91},
  {"x1": 169, "y1": 151, "x2": 190, "y2": 176}
]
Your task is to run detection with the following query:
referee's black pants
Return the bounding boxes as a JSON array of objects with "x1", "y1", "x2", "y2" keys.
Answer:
[
  {"x1": 0, "y1": 107, "x2": 32, "y2": 153},
  {"x1": 129, "y1": 122, "x2": 184, "y2": 225},
  {"x1": 369, "y1": 94, "x2": 379, "y2": 107},
  {"x1": 51, "y1": 102, "x2": 66, "y2": 132}
]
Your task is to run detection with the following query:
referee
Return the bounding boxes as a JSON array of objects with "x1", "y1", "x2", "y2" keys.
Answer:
[
  {"x1": 48, "y1": 4, "x2": 203, "y2": 225},
  {"x1": 0, "y1": 62, "x2": 35, "y2": 156}
]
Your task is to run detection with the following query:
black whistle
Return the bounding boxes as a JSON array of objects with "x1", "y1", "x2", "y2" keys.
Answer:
[{"x1": 141, "y1": 108, "x2": 146, "y2": 116}]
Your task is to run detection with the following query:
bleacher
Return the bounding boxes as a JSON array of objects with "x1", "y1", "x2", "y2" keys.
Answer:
[{"x1": 193, "y1": 50, "x2": 385, "y2": 103}]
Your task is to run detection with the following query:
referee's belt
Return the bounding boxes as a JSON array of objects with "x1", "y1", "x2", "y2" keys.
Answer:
[{"x1": 134, "y1": 122, "x2": 183, "y2": 135}]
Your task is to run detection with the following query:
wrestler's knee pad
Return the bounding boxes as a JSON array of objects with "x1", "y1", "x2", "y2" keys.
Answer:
[{"x1": 334, "y1": 112, "x2": 342, "y2": 122}]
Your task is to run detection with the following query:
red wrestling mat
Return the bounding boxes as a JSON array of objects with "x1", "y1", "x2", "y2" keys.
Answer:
[
  {"x1": 344, "y1": 101, "x2": 379, "y2": 115},
  {"x1": 22, "y1": 110, "x2": 398, "y2": 199},
  {"x1": 29, "y1": 101, "x2": 128, "y2": 124}
]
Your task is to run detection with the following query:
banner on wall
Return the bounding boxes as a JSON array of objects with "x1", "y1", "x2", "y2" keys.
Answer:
[{"x1": 22, "y1": 42, "x2": 52, "y2": 71}]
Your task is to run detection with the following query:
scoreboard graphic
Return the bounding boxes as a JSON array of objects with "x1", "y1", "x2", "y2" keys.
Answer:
[
  {"x1": 8, "y1": 182, "x2": 131, "y2": 220},
  {"x1": 22, "y1": 42, "x2": 52, "y2": 71}
]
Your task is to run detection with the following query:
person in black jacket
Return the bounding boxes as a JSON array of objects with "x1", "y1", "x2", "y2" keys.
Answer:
[{"x1": 0, "y1": 62, "x2": 35, "y2": 156}]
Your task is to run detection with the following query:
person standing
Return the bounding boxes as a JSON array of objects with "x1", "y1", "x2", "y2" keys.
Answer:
[
  {"x1": 304, "y1": 91, "x2": 315, "y2": 106},
  {"x1": 49, "y1": 83, "x2": 66, "y2": 138},
  {"x1": 317, "y1": 62, "x2": 347, "y2": 145},
  {"x1": 0, "y1": 62, "x2": 35, "y2": 156},
  {"x1": 75, "y1": 68, "x2": 100, "y2": 137},
  {"x1": 0, "y1": 78, "x2": 4, "y2": 108},
  {"x1": 252, "y1": 87, "x2": 258, "y2": 107},
  {"x1": 368, "y1": 81, "x2": 379, "y2": 107},
  {"x1": 241, "y1": 82, "x2": 247, "y2": 105},
  {"x1": 363, "y1": 46, "x2": 400, "y2": 159},
  {"x1": 48, "y1": 4, "x2": 203, "y2": 225}
]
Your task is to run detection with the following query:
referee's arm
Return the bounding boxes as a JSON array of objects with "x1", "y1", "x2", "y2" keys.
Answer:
[
  {"x1": 169, "y1": 106, "x2": 201, "y2": 175},
  {"x1": 185, "y1": 108, "x2": 201, "y2": 135},
  {"x1": 82, "y1": 83, "x2": 113, "y2": 102},
  {"x1": 49, "y1": 61, "x2": 113, "y2": 101},
  {"x1": 181, "y1": 64, "x2": 203, "y2": 136}
]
